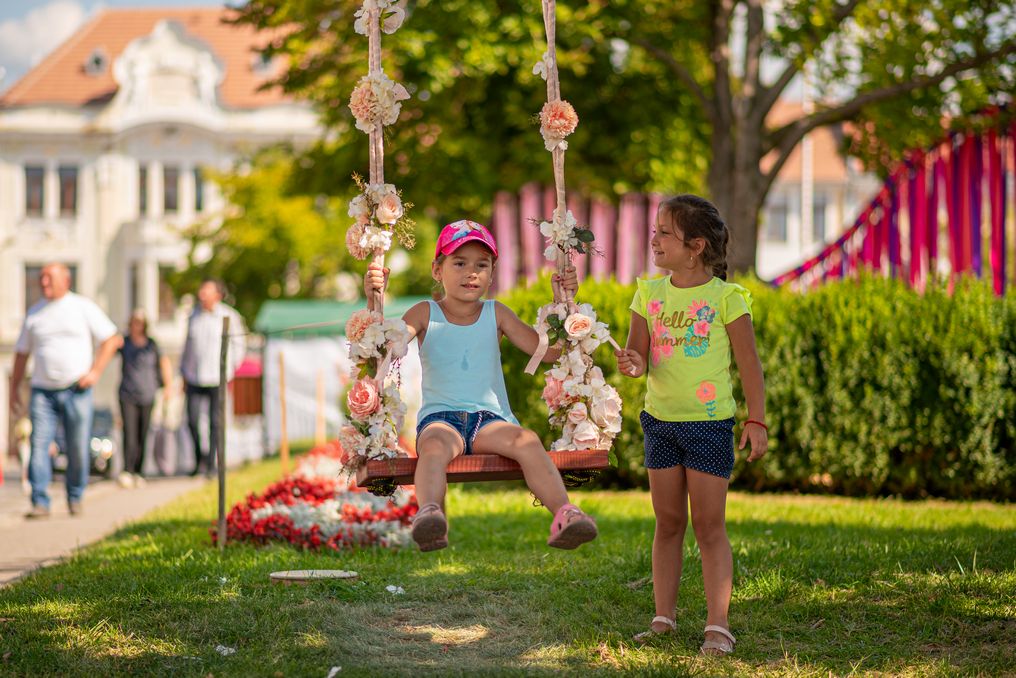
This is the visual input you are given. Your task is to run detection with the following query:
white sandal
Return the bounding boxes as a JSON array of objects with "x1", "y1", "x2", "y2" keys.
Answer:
[
  {"x1": 700, "y1": 624, "x2": 736, "y2": 655},
  {"x1": 633, "y1": 615, "x2": 676, "y2": 642}
]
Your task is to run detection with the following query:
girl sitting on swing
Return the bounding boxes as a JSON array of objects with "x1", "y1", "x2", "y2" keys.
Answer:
[{"x1": 365, "y1": 219, "x2": 598, "y2": 552}]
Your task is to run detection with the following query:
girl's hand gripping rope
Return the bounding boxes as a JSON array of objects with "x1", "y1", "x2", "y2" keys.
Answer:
[
  {"x1": 551, "y1": 264, "x2": 578, "y2": 303},
  {"x1": 615, "y1": 348, "x2": 645, "y2": 378},
  {"x1": 364, "y1": 263, "x2": 390, "y2": 312}
]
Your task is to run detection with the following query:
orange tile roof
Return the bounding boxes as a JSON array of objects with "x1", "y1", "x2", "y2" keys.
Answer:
[
  {"x1": 0, "y1": 7, "x2": 292, "y2": 109},
  {"x1": 762, "y1": 100, "x2": 855, "y2": 183}
]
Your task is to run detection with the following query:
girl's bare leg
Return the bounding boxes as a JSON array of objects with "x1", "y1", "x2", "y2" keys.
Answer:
[
  {"x1": 648, "y1": 466, "x2": 689, "y2": 630},
  {"x1": 687, "y1": 468, "x2": 733, "y2": 646},
  {"x1": 413, "y1": 424, "x2": 463, "y2": 509},
  {"x1": 471, "y1": 422, "x2": 569, "y2": 513}
]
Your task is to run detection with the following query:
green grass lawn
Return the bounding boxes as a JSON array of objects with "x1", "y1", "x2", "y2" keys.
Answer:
[{"x1": 1, "y1": 457, "x2": 1014, "y2": 677}]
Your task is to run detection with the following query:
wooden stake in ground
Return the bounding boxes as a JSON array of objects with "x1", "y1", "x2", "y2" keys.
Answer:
[
  {"x1": 278, "y1": 351, "x2": 290, "y2": 475},
  {"x1": 315, "y1": 370, "x2": 325, "y2": 446},
  {"x1": 217, "y1": 316, "x2": 230, "y2": 552}
]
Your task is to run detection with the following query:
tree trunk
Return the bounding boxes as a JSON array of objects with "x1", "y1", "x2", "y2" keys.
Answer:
[
  {"x1": 706, "y1": 124, "x2": 766, "y2": 276},
  {"x1": 724, "y1": 174, "x2": 764, "y2": 275}
]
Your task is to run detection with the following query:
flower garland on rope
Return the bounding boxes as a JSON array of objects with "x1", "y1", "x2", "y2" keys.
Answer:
[
  {"x1": 340, "y1": 0, "x2": 415, "y2": 474},
  {"x1": 527, "y1": 0, "x2": 623, "y2": 456}
]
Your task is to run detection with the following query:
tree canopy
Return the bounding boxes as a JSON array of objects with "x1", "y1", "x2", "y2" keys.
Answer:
[{"x1": 211, "y1": 0, "x2": 1014, "y2": 296}]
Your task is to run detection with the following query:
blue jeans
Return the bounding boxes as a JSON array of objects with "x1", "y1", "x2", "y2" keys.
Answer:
[
  {"x1": 29, "y1": 386, "x2": 93, "y2": 509},
  {"x1": 416, "y1": 410, "x2": 506, "y2": 456}
]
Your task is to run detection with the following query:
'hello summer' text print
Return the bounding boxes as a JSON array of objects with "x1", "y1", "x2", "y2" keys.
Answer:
[{"x1": 648, "y1": 298, "x2": 717, "y2": 365}]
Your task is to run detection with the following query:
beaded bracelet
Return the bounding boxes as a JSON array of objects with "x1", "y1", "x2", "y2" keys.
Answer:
[{"x1": 745, "y1": 419, "x2": 768, "y2": 431}]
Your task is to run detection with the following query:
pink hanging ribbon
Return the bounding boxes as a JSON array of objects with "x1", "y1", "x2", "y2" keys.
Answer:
[{"x1": 988, "y1": 128, "x2": 1005, "y2": 294}]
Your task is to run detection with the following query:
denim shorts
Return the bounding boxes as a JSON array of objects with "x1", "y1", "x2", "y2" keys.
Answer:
[
  {"x1": 416, "y1": 410, "x2": 506, "y2": 455},
  {"x1": 640, "y1": 411, "x2": 736, "y2": 478}
]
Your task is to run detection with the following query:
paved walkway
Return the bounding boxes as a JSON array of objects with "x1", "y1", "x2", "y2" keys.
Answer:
[{"x1": 0, "y1": 469, "x2": 206, "y2": 586}]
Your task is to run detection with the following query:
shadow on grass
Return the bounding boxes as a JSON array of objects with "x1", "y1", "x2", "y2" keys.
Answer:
[{"x1": 2, "y1": 503, "x2": 1014, "y2": 676}]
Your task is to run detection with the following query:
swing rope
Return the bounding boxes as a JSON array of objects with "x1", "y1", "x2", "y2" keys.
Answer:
[{"x1": 351, "y1": 1, "x2": 615, "y2": 495}]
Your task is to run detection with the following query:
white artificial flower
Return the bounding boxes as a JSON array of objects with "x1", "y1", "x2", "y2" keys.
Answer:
[
  {"x1": 566, "y1": 349, "x2": 587, "y2": 378},
  {"x1": 359, "y1": 224, "x2": 394, "y2": 253},
  {"x1": 544, "y1": 138, "x2": 568, "y2": 152},
  {"x1": 381, "y1": 6, "x2": 406, "y2": 33},
  {"x1": 532, "y1": 51, "x2": 549, "y2": 80},
  {"x1": 348, "y1": 194, "x2": 370, "y2": 221},
  {"x1": 544, "y1": 244, "x2": 559, "y2": 262},
  {"x1": 366, "y1": 182, "x2": 397, "y2": 203}
]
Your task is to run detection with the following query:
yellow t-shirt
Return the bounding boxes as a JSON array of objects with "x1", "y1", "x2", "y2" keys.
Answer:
[{"x1": 629, "y1": 276, "x2": 752, "y2": 422}]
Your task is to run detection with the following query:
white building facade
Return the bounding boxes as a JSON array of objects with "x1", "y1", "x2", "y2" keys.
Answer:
[{"x1": 0, "y1": 9, "x2": 320, "y2": 458}]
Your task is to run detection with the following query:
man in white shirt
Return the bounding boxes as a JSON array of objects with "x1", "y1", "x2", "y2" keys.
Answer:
[
  {"x1": 9, "y1": 263, "x2": 123, "y2": 518},
  {"x1": 180, "y1": 279, "x2": 245, "y2": 477}
]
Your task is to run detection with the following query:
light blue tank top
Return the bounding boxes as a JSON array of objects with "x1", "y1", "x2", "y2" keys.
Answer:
[{"x1": 418, "y1": 300, "x2": 518, "y2": 424}]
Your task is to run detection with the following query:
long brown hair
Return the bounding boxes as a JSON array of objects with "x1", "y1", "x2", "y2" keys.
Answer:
[{"x1": 659, "y1": 194, "x2": 730, "y2": 280}]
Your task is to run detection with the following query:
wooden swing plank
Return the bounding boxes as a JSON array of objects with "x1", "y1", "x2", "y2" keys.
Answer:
[{"x1": 355, "y1": 450, "x2": 610, "y2": 487}]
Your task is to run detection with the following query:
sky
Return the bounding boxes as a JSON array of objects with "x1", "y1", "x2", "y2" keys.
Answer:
[{"x1": 0, "y1": 0, "x2": 224, "y2": 93}]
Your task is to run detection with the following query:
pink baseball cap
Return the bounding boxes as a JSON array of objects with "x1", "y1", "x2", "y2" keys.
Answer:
[{"x1": 435, "y1": 220, "x2": 499, "y2": 260}]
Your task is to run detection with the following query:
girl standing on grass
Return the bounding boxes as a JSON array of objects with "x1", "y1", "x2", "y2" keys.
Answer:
[
  {"x1": 615, "y1": 195, "x2": 768, "y2": 655},
  {"x1": 365, "y1": 219, "x2": 598, "y2": 552}
]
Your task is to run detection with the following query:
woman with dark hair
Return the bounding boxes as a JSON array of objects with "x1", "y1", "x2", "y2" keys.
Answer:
[{"x1": 117, "y1": 309, "x2": 172, "y2": 487}]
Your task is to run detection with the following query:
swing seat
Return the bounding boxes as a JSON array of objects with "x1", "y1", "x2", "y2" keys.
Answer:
[{"x1": 355, "y1": 449, "x2": 611, "y2": 496}]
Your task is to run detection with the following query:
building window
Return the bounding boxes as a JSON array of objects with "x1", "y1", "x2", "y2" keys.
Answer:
[
  {"x1": 164, "y1": 166, "x2": 179, "y2": 213},
  {"x1": 25, "y1": 264, "x2": 78, "y2": 312},
  {"x1": 83, "y1": 47, "x2": 108, "y2": 76},
  {"x1": 812, "y1": 195, "x2": 827, "y2": 243},
  {"x1": 139, "y1": 165, "x2": 148, "y2": 217},
  {"x1": 58, "y1": 166, "x2": 78, "y2": 217},
  {"x1": 25, "y1": 166, "x2": 44, "y2": 217},
  {"x1": 765, "y1": 198, "x2": 788, "y2": 243},
  {"x1": 158, "y1": 265, "x2": 177, "y2": 321},
  {"x1": 194, "y1": 167, "x2": 204, "y2": 212}
]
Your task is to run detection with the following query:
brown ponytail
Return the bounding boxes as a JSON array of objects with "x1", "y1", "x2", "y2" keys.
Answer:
[{"x1": 658, "y1": 194, "x2": 730, "y2": 280}]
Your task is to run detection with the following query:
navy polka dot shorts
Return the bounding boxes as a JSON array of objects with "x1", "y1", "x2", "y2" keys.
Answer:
[{"x1": 640, "y1": 411, "x2": 736, "y2": 478}]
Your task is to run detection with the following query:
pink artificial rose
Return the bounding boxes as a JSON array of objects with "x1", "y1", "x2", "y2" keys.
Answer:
[
  {"x1": 572, "y1": 420, "x2": 600, "y2": 449},
  {"x1": 338, "y1": 425, "x2": 364, "y2": 453},
  {"x1": 693, "y1": 320, "x2": 710, "y2": 337},
  {"x1": 346, "y1": 309, "x2": 381, "y2": 343},
  {"x1": 567, "y1": 402, "x2": 588, "y2": 425},
  {"x1": 347, "y1": 379, "x2": 381, "y2": 420},
  {"x1": 349, "y1": 82, "x2": 379, "y2": 124},
  {"x1": 540, "y1": 100, "x2": 579, "y2": 138},
  {"x1": 696, "y1": 381, "x2": 717, "y2": 404},
  {"x1": 375, "y1": 193, "x2": 404, "y2": 225},
  {"x1": 542, "y1": 377, "x2": 564, "y2": 410},
  {"x1": 346, "y1": 222, "x2": 368, "y2": 259},
  {"x1": 563, "y1": 313, "x2": 594, "y2": 340}
]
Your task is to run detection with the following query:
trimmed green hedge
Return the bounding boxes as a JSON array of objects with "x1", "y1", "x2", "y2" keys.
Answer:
[{"x1": 499, "y1": 275, "x2": 1016, "y2": 500}]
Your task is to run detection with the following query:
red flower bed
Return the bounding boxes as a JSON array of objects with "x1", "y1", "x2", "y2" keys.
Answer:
[{"x1": 211, "y1": 442, "x2": 417, "y2": 550}]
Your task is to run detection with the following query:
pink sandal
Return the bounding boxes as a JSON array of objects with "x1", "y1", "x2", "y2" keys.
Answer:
[
  {"x1": 411, "y1": 503, "x2": 448, "y2": 552},
  {"x1": 547, "y1": 503, "x2": 597, "y2": 550}
]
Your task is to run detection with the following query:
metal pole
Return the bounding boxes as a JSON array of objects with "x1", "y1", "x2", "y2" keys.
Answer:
[{"x1": 217, "y1": 316, "x2": 230, "y2": 552}]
